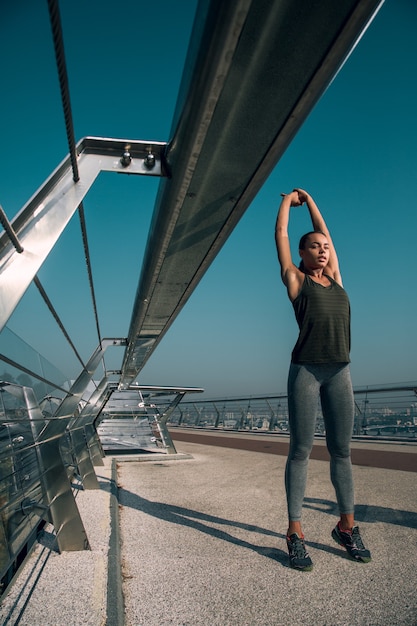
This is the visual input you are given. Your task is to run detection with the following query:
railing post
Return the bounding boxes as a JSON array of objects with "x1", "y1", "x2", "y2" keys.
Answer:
[
  {"x1": 154, "y1": 394, "x2": 187, "y2": 455},
  {"x1": 69, "y1": 428, "x2": 100, "y2": 490},
  {"x1": 23, "y1": 386, "x2": 90, "y2": 552}
]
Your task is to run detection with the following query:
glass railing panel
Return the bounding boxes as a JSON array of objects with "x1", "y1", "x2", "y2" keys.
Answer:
[{"x1": 0, "y1": 327, "x2": 70, "y2": 403}]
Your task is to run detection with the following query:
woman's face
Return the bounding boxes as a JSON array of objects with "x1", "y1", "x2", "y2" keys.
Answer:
[{"x1": 299, "y1": 233, "x2": 330, "y2": 270}]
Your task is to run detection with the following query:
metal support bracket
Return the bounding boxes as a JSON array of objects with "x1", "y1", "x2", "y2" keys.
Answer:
[{"x1": 0, "y1": 138, "x2": 167, "y2": 333}]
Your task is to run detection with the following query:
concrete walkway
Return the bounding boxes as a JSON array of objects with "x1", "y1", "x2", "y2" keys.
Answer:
[{"x1": 1, "y1": 440, "x2": 417, "y2": 625}]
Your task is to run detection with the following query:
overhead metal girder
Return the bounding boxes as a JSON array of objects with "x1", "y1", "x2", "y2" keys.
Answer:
[{"x1": 120, "y1": 0, "x2": 384, "y2": 387}]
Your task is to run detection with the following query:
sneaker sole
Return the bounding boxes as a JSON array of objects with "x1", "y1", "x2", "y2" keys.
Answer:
[{"x1": 290, "y1": 563, "x2": 313, "y2": 572}]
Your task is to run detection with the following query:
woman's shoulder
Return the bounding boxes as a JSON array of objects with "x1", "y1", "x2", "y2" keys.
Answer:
[
  {"x1": 324, "y1": 268, "x2": 343, "y2": 287},
  {"x1": 324, "y1": 272, "x2": 343, "y2": 289},
  {"x1": 283, "y1": 266, "x2": 306, "y2": 302}
]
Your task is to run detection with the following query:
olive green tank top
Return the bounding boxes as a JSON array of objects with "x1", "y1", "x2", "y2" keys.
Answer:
[{"x1": 291, "y1": 274, "x2": 351, "y2": 364}]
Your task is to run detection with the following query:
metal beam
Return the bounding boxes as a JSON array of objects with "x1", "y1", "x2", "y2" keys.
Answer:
[
  {"x1": 0, "y1": 137, "x2": 166, "y2": 332},
  {"x1": 120, "y1": 0, "x2": 384, "y2": 387}
]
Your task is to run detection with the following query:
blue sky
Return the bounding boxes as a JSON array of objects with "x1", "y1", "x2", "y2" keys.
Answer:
[{"x1": 0, "y1": 0, "x2": 416, "y2": 398}]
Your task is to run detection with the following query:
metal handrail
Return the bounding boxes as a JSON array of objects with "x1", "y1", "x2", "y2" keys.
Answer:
[{"x1": 161, "y1": 383, "x2": 417, "y2": 439}]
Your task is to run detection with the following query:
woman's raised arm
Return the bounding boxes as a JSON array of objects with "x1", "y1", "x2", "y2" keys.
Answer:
[
  {"x1": 275, "y1": 190, "x2": 304, "y2": 300},
  {"x1": 295, "y1": 188, "x2": 343, "y2": 285}
]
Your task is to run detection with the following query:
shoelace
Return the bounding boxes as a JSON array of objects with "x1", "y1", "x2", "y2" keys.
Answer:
[
  {"x1": 290, "y1": 536, "x2": 308, "y2": 558},
  {"x1": 351, "y1": 527, "x2": 366, "y2": 550}
]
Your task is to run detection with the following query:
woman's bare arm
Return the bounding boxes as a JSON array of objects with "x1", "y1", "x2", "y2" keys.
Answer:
[
  {"x1": 275, "y1": 191, "x2": 304, "y2": 300},
  {"x1": 295, "y1": 188, "x2": 343, "y2": 285}
]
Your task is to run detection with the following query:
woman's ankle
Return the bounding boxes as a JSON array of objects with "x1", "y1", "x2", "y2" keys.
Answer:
[
  {"x1": 287, "y1": 521, "x2": 303, "y2": 537},
  {"x1": 339, "y1": 513, "x2": 355, "y2": 531}
]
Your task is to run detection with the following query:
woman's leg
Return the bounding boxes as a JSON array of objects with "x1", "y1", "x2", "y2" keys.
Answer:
[
  {"x1": 320, "y1": 365, "x2": 355, "y2": 519},
  {"x1": 286, "y1": 364, "x2": 320, "y2": 529},
  {"x1": 323, "y1": 371, "x2": 372, "y2": 563}
]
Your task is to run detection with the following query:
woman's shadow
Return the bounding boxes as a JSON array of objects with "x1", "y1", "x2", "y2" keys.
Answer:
[{"x1": 118, "y1": 486, "x2": 291, "y2": 566}]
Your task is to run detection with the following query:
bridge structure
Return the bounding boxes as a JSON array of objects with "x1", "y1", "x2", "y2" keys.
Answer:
[{"x1": 0, "y1": 0, "x2": 389, "y2": 603}]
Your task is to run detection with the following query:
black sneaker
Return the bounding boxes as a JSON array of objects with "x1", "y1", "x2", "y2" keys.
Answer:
[
  {"x1": 286, "y1": 533, "x2": 313, "y2": 571},
  {"x1": 331, "y1": 522, "x2": 371, "y2": 562}
]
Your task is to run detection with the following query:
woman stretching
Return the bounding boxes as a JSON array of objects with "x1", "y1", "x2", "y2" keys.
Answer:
[{"x1": 275, "y1": 188, "x2": 371, "y2": 571}]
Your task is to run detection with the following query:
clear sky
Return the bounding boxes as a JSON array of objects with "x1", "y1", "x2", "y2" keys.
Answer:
[{"x1": 0, "y1": 0, "x2": 416, "y2": 398}]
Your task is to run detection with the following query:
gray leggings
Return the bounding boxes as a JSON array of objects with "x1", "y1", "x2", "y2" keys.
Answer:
[{"x1": 286, "y1": 363, "x2": 355, "y2": 521}]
